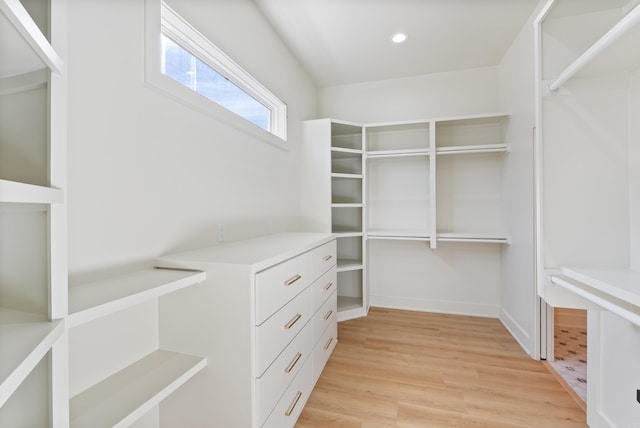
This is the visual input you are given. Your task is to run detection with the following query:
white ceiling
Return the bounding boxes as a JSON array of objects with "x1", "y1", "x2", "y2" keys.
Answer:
[{"x1": 254, "y1": 0, "x2": 541, "y2": 87}]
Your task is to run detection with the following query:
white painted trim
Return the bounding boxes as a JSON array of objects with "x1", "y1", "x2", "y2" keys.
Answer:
[
  {"x1": 499, "y1": 307, "x2": 533, "y2": 356},
  {"x1": 370, "y1": 296, "x2": 499, "y2": 318}
]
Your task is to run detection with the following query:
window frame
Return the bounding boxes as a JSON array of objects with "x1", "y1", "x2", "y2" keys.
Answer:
[{"x1": 145, "y1": 0, "x2": 288, "y2": 148}]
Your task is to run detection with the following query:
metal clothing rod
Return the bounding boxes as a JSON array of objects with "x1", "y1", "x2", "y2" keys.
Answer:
[
  {"x1": 549, "y1": 275, "x2": 640, "y2": 327},
  {"x1": 548, "y1": 3, "x2": 640, "y2": 92}
]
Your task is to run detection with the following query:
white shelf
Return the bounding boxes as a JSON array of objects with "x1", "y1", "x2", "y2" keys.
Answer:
[
  {"x1": 0, "y1": 0, "x2": 64, "y2": 77},
  {"x1": 0, "y1": 308, "x2": 65, "y2": 407},
  {"x1": 331, "y1": 202, "x2": 363, "y2": 208},
  {"x1": 435, "y1": 143, "x2": 509, "y2": 155},
  {"x1": 0, "y1": 179, "x2": 64, "y2": 204},
  {"x1": 331, "y1": 172, "x2": 363, "y2": 179},
  {"x1": 68, "y1": 268, "x2": 206, "y2": 328},
  {"x1": 337, "y1": 296, "x2": 363, "y2": 312},
  {"x1": 332, "y1": 229, "x2": 364, "y2": 238},
  {"x1": 367, "y1": 148, "x2": 430, "y2": 159},
  {"x1": 0, "y1": 69, "x2": 47, "y2": 96},
  {"x1": 367, "y1": 230, "x2": 431, "y2": 241},
  {"x1": 436, "y1": 232, "x2": 510, "y2": 244},
  {"x1": 561, "y1": 267, "x2": 640, "y2": 307},
  {"x1": 337, "y1": 259, "x2": 363, "y2": 272},
  {"x1": 69, "y1": 350, "x2": 207, "y2": 428},
  {"x1": 331, "y1": 147, "x2": 362, "y2": 156}
]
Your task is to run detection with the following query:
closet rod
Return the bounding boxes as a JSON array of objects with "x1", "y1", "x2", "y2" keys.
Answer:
[
  {"x1": 548, "y1": 3, "x2": 640, "y2": 92},
  {"x1": 549, "y1": 275, "x2": 640, "y2": 327}
]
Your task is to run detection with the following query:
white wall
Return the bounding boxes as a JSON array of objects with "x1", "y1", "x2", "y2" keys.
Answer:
[
  {"x1": 319, "y1": 66, "x2": 500, "y2": 123},
  {"x1": 65, "y1": 0, "x2": 317, "y2": 417},
  {"x1": 319, "y1": 68, "x2": 505, "y2": 318},
  {"x1": 496, "y1": 2, "x2": 541, "y2": 356}
]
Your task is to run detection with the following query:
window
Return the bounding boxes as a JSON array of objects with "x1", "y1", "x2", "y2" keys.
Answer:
[{"x1": 146, "y1": 1, "x2": 287, "y2": 143}]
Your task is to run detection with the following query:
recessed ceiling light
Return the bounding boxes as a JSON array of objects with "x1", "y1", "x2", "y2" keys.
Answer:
[{"x1": 391, "y1": 32, "x2": 408, "y2": 43}]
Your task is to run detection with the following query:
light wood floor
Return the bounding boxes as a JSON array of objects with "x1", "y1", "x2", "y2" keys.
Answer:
[{"x1": 296, "y1": 307, "x2": 587, "y2": 428}]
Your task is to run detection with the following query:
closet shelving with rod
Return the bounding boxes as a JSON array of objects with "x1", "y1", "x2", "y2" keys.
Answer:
[{"x1": 535, "y1": 0, "x2": 640, "y2": 425}]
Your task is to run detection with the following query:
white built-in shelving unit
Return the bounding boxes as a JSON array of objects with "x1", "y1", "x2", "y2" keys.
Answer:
[
  {"x1": 0, "y1": 0, "x2": 68, "y2": 425},
  {"x1": 302, "y1": 120, "x2": 367, "y2": 321},
  {"x1": 302, "y1": 113, "x2": 510, "y2": 321},
  {"x1": 0, "y1": 1, "x2": 208, "y2": 425},
  {"x1": 366, "y1": 113, "x2": 510, "y2": 249},
  {"x1": 535, "y1": 0, "x2": 640, "y2": 425}
]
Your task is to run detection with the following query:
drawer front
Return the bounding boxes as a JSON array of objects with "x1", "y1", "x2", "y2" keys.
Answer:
[
  {"x1": 311, "y1": 267, "x2": 337, "y2": 314},
  {"x1": 312, "y1": 290, "x2": 337, "y2": 344},
  {"x1": 255, "y1": 284, "x2": 313, "y2": 376},
  {"x1": 310, "y1": 240, "x2": 337, "y2": 279},
  {"x1": 312, "y1": 317, "x2": 337, "y2": 385},
  {"x1": 255, "y1": 252, "x2": 312, "y2": 325},
  {"x1": 256, "y1": 325, "x2": 314, "y2": 426},
  {"x1": 262, "y1": 357, "x2": 313, "y2": 428}
]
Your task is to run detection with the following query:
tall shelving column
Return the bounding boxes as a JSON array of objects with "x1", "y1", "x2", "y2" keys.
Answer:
[
  {"x1": 0, "y1": 0, "x2": 68, "y2": 425},
  {"x1": 301, "y1": 119, "x2": 367, "y2": 321}
]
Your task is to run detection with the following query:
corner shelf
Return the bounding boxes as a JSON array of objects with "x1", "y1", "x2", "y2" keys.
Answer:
[
  {"x1": 69, "y1": 350, "x2": 206, "y2": 428},
  {"x1": 0, "y1": 308, "x2": 65, "y2": 407},
  {"x1": 68, "y1": 268, "x2": 206, "y2": 328},
  {"x1": 0, "y1": 179, "x2": 64, "y2": 204},
  {"x1": 336, "y1": 259, "x2": 363, "y2": 272}
]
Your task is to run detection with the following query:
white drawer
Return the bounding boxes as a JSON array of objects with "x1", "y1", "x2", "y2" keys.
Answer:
[
  {"x1": 310, "y1": 240, "x2": 337, "y2": 279},
  {"x1": 255, "y1": 252, "x2": 312, "y2": 325},
  {"x1": 312, "y1": 290, "x2": 337, "y2": 344},
  {"x1": 311, "y1": 268, "x2": 337, "y2": 315},
  {"x1": 262, "y1": 357, "x2": 313, "y2": 428},
  {"x1": 255, "y1": 284, "x2": 313, "y2": 376},
  {"x1": 312, "y1": 318, "x2": 337, "y2": 385},
  {"x1": 256, "y1": 325, "x2": 314, "y2": 426}
]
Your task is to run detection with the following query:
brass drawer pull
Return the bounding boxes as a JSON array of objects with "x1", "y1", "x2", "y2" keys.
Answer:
[
  {"x1": 323, "y1": 336, "x2": 334, "y2": 350},
  {"x1": 284, "y1": 391, "x2": 303, "y2": 417},
  {"x1": 323, "y1": 309, "x2": 333, "y2": 321},
  {"x1": 284, "y1": 313, "x2": 302, "y2": 330},
  {"x1": 284, "y1": 274, "x2": 302, "y2": 286},
  {"x1": 284, "y1": 352, "x2": 302, "y2": 373},
  {"x1": 322, "y1": 255, "x2": 333, "y2": 262},
  {"x1": 323, "y1": 282, "x2": 333, "y2": 291}
]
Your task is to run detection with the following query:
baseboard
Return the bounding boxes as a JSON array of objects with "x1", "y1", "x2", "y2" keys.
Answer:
[
  {"x1": 369, "y1": 295, "x2": 499, "y2": 318},
  {"x1": 499, "y1": 307, "x2": 533, "y2": 356}
]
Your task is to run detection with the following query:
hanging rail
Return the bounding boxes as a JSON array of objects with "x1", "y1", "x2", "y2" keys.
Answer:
[
  {"x1": 549, "y1": 275, "x2": 640, "y2": 327},
  {"x1": 548, "y1": 3, "x2": 640, "y2": 92}
]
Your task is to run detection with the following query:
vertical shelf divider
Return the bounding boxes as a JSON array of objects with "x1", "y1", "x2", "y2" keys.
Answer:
[{"x1": 429, "y1": 120, "x2": 437, "y2": 249}]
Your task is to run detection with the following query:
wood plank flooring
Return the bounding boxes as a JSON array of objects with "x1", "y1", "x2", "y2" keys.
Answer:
[{"x1": 296, "y1": 307, "x2": 587, "y2": 427}]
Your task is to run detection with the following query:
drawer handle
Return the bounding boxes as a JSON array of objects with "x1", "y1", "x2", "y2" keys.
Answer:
[
  {"x1": 284, "y1": 313, "x2": 302, "y2": 330},
  {"x1": 322, "y1": 255, "x2": 333, "y2": 262},
  {"x1": 284, "y1": 391, "x2": 303, "y2": 417},
  {"x1": 323, "y1": 282, "x2": 334, "y2": 291},
  {"x1": 284, "y1": 274, "x2": 302, "y2": 286},
  {"x1": 284, "y1": 352, "x2": 302, "y2": 373},
  {"x1": 323, "y1": 309, "x2": 333, "y2": 321},
  {"x1": 323, "y1": 336, "x2": 334, "y2": 350}
]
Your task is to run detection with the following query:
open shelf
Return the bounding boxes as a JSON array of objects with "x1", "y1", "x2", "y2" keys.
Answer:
[
  {"x1": 367, "y1": 230, "x2": 431, "y2": 241},
  {"x1": 69, "y1": 350, "x2": 206, "y2": 428},
  {"x1": 436, "y1": 232, "x2": 510, "y2": 244},
  {"x1": 0, "y1": 308, "x2": 64, "y2": 407},
  {"x1": 336, "y1": 259, "x2": 363, "y2": 272},
  {"x1": 0, "y1": 179, "x2": 63, "y2": 204},
  {"x1": 0, "y1": 0, "x2": 63, "y2": 77},
  {"x1": 435, "y1": 143, "x2": 509, "y2": 155},
  {"x1": 367, "y1": 148, "x2": 430, "y2": 159},
  {"x1": 331, "y1": 172, "x2": 362, "y2": 179},
  {"x1": 68, "y1": 268, "x2": 206, "y2": 328},
  {"x1": 331, "y1": 203, "x2": 363, "y2": 208},
  {"x1": 331, "y1": 147, "x2": 362, "y2": 156}
]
